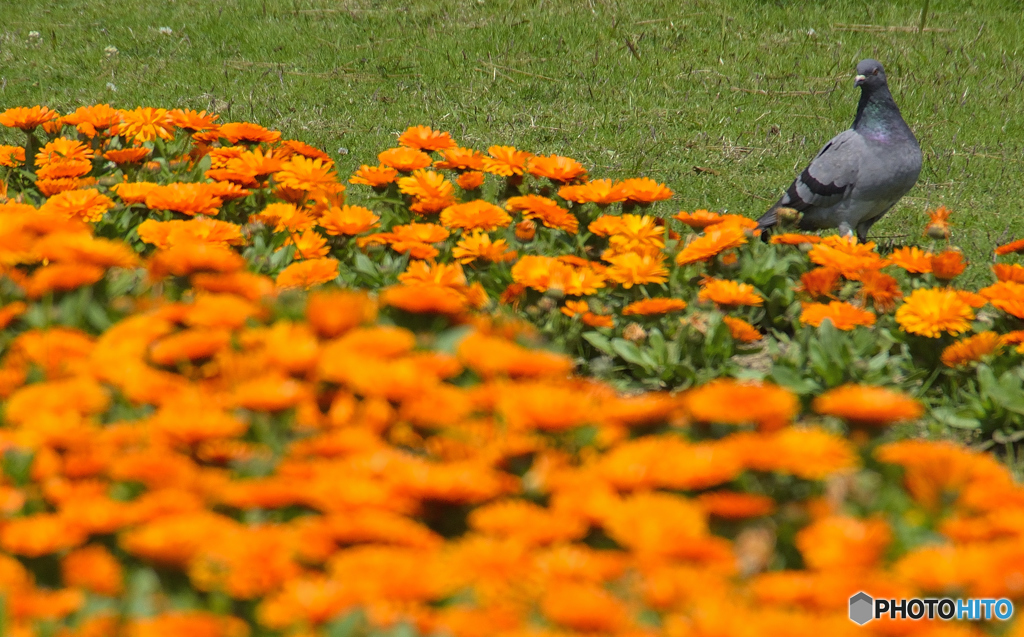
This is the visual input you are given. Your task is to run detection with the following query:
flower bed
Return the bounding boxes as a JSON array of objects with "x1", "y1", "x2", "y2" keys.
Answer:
[{"x1": 0, "y1": 105, "x2": 1023, "y2": 635}]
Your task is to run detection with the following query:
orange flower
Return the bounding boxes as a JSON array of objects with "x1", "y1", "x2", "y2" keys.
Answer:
[
  {"x1": 149, "y1": 242, "x2": 245, "y2": 278},
  {"x1": 112, "y1": 181, "x2": 160, "y2": 204},
  {"x1": 698, "y1": 278, "x2": 764, "y2": 307},
  {"x1": 456, "y1": 170, "x2": 485, "y2": 190},
  {"x1": 506, "y1": 194, "x2": 579, "y2": 234},
  {"x1": 127, "y1": 611, "x2": 249, "y2": 637},
  {"x1": 799, "y1": 301, "x2": 876, "y2": 330},
  {"x1": 306, "y1": 289, "x2": 378, "y2": 338},
  {"x1": 931, "y1": 249, "x2": 965, "y2": 280},
  {"x1": 887, "y1": 246, "x2": 933, "y2": 273},
  {"x1": 0, "y1": 105, "x2": 59, "y2": 131},
  {"x1": 541, "y1": 582, "x2": 630, "y2": 633},
  {"x1": 276, "y1": 257, "x2": 339, "y2": 289},
  {"x1": 941, "y1": 331, "x2": 1002, "y2": 367},
  {"x1": 397, "y1": 125, "x2": 456, "y2": 151},
  {"x1": 440, "y1": 200, "x2": 512, "y2": 231},
  {"x1": 318, "y1": 205, "x2": 379, "y2": 236},
  {"x1": 807, "y1": 237, "x2": 886, "y2": 279},
  {"x1": 0, "y1": 514, "x2": 86, "y2": 556},
  {"x1": 995, "y1": 238, "x2": 1024, "y2": 256},
  {"x1": 150, "y1": 328, "x2": 231, "y2": 366},
  {"x1": 23, "y1": 263, "x2": 106, "y2": 298},
  {"x1": 993, "y1": 263, "x2": 1024, "y2": 283},
  {"x1": 582, "y1": 312, "x2": 614, "y2": 328},
  {"x1": 482, "y1": 145, "x2": 532, "y2": 177},
  {"x1": 254, "y1": 202, "x2": 316, "y2": 233},
  {"x1": 770, "y1": 233, "x2": 821, "y2": 245},
  {"x1": 434, "y1": 146, "x2": 485, "y2": 171},
  {"x1": 390, "y1": 222, "x2": 450, "y2": 245},
  {"x1": 515, "y1": 219, "x2": 536, "y2": 241},
  {"x1": 813, "y1": 384, "x2": 923, "y2": 425},
  {"x1": 559, "y1": 178, "x2": 628, "y2": 205},
  {"x1": 381, "y1": 283, "x2": 468, "y2": 315},
  {"x1": 275, "y1": 156, "x2": 343, "y2": 193},
  {"x1": 622, "y1": 298, "x2": 687, "y2": 316},
  {"x1": 349, "y1": 164, "x2": 399, "y2": 187},
  {"x1": 896, "y1": 287, "x2": 975, "y2": 337},
  {"x1": 379, "y1": 146, "x2": 433, "y2": 171},
  {"x1": 36, "y1": 137, "x2": 95, "y2": 166},
  {"x1": 528, "y1": 154, "x2": 587, "y2": 182},
  {"x1": 858, "y1": 270, "x2": 903, "y2": 312},
  {"x1": 114, "y1": 107, "x2": 175, "y2": 143},
  {"x1": 676, "y1": 223, "x2": 748, "y2": 265},
  {"x1": 923, "y1": 205, "x2": 952, "y2": 239},
  {"x1": 145, "y1": 183, "x2": 223, "y2": 216},
  {"x1": 168, "y1": 108, "x2": 220, "y2": 131},
  {"x1": 796, "y1": 515, "x2": 891, "y2": 571},
  {"x1": 0, "y1": 302, "x2": 27, "y2": 329},
  {"x1": 674, "y1": 209, "x2": 726, "y2": 229},
  {"x1": 562, "y1": 299, "x2": 589, "y2": 317},
  {"x1": 62, "y1": 545, "x2": 123, "y2": 596},
  {"x1": 604, "y1": 251, "x2": 668, "y2": 288},
  {"x1": 139, "y1": 218, "x2": 244, "y2": 249},
  {"x1": 62, "y1": 103, "x2": 123, "y2": 136},
  {"x1": 36, "y1": 177, "x2": 85, "y2": 196},
  {"x1": 217, "y1": 121, "x2": 282, "y2": 144},
  {"x1": 452, "y1": 231, "x2": 516, "y2": 264},
  {"x1": 619, "y1": 176, "x2": 673, "y2": 204},
  {"x1": 0, "y1": 144, "x2": 25, "y2": 167},
  {"x1": 35, "y1": 232, "x2": 139, "y2": 268},
  {"x1": 397, "y1": 169, "x2": 454, "y2": 200},
  {"x1": 103, "y1": 147, "x2": 151, "y2": 164},
  {"x1": 685, "y1": 379, "x2": 798, "y2": 430},
  {"x1": 287, "y1": 229, "x2": 330, "y2": 259},
  {"x1": 697, "y1": 491, "x2": 776, "y2": 519},
  {"x1": 979, "y1": 280, "x2": 1024, "y2": 318},
  {"x1": 722, "y1": 316, "x2": 762, "y2": 342},
  {"x1": 457, "y1": 331, "x2": 573, "y2": 378},
  {"x1": 40, "y1": 188, "x2": 115, "y2": 222},
  {"x1": 797, "y1": 267, "x2": 842, "y2": 300}
]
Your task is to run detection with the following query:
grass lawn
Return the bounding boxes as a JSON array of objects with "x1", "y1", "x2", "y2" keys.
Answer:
[{"x1": 2, "y1": 0, "x2": 1022, "y2": 282}]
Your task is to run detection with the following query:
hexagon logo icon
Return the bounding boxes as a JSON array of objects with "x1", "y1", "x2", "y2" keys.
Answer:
[{"x1": 849, "y1": 591, "x2": 874, "y2": 625}]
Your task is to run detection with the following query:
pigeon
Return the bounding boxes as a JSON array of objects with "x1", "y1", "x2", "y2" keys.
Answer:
[{"x1": 756, "y1": 59, "x2": 922, "y2": 242}]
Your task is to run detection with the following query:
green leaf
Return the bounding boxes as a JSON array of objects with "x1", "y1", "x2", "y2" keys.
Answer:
[
  {"x1": 582, "y1": 331, "x2": 614, "y2": 355},
  {"x1": 611, "y1": 338, "x2": 651, "y2": 370},
  {"x1": 929, "y1": 406, "x2": 982, "y2": 429}
]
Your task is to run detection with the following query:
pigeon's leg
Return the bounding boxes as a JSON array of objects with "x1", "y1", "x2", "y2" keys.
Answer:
[
  {"x1": 855, "y1": 204, "x2": 896, "y2": 243},
  {"x1": 838, "y1": 221, "x2": 855, "y2": 239}
]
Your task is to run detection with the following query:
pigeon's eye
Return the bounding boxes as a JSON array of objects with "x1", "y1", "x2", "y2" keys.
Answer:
[{"x1": 872, "y1": 68, "x2": 879, "y2": 75}]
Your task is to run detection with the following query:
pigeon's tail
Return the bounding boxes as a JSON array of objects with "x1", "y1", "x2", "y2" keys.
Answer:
[{"x1": 755, "y1": 204, "x2": 780, "y2": 243}]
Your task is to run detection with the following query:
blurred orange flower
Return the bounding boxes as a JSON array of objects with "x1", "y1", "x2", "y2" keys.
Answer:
[
  {"x1": 41, "y1": 188, "x2": 115, "y2": 222},
  {"x1": 559, "y1": 178, "x2": 628, "y2": 205},
  {"x1": 440, "y1": 200, "x2": 512, "y2": 231},
  {"x1": 506, "y1": 194, "x2": 579, "y2": 233},
  {"x1": 622, "y1": 298, "x2": 687, "y2": 316},
  {"x1": 722, "y1": 316, "x2": 762, "y2": 342},
  {"x1": 685, "y1": 379, "x2": 797, "y2": 430},
  {"x1": 813, "y1": 384, "x2": 923, "y2": 425},
  {"x1": 276, "y1": 257, "x2": 339, "y2": 289},
  {"x1": 799, "y1": 301, "x2": 876, "y2": 330},
  {"x1": 698, "y1": 278, "x2": 763, "y2": 307}
]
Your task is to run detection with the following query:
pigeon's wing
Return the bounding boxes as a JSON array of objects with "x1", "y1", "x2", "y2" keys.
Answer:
[
  {"x1": 783, "y1": 129, "x2": 862, "y2": 212},
  {"x1": 757, "y1": 129, "x2": 863, "y2": 231}
]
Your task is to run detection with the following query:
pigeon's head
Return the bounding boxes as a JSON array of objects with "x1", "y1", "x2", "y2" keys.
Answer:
[{"x1": 854, "y1": 59, "x2": 887, "y2": 89}]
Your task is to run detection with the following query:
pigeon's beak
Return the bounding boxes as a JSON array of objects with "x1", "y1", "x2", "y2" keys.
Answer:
[{"x1": 854, "y1": 74, "x2": 867, "y2": 86}]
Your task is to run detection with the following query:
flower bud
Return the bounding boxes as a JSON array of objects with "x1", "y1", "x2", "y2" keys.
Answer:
[
  {"x1": 623, "y1": 322, "x2": 647, "y2": 343},
  {"x1": 777, "y1": 207, "x2": 801, "y2": 226},
  {"x1": 515, "y1": 220, "x2": 536, "y2": 241}
]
